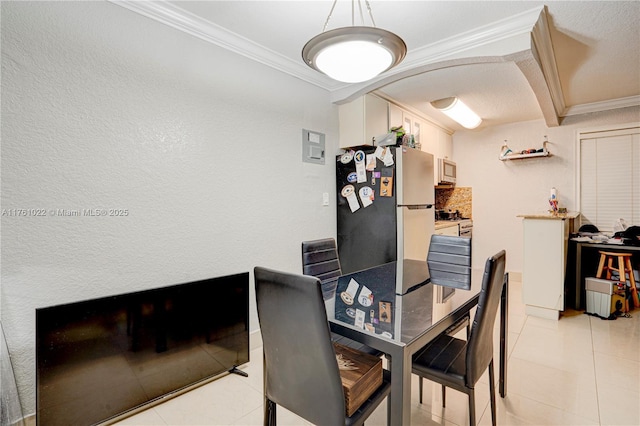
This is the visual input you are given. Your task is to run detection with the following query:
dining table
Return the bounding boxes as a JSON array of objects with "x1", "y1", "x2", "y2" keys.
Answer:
[{"x1": 325, "y1": 261, "x2": 509, "y2": 425}]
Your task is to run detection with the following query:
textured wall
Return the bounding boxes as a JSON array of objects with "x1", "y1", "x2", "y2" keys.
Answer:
[
  {"x1": 453, "y1": 108, "x2": 640, "y2": 272},
  {"x1": 1, "y1": 2, "x2": 338, "y2": 414}
]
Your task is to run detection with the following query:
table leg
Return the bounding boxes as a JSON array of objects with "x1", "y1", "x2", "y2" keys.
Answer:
[
  {"x1": 575, "y1": 243, "x2": 583, "y2": 310},
  {"x1": 499, "y1": 273, "x2": 509, "y2": 398},
  {"x1": 387, "y1": 349, "x2": 412, "y2": 425}
]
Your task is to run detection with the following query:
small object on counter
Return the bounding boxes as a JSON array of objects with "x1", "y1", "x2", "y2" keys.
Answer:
[
  {"x1": 549, "y1": 187, "x2": 559, "y2": 215},
  {"x1": 390, "y1": 126, "x2": 405, "y2": 145},
  {"x1": 375, "y1": 132, "x2": 396, "y2": 147}
]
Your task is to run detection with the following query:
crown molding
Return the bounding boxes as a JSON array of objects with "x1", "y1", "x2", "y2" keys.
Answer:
[
  {"x1": 110, "y1": 1, "x2": 547, "y2": 96},
  {"x1": 563, "y1": 95, "x2": 640, "y2": 117},
  {"x1": 330, "y1": 6, "x2": 545, "y2": 103},
  {"x1": 400, "y1": 6, "x2": 543, "y2": 71},
  {"x1": 116, "y1": 1, "x2": 640, "y2": 124},
  {"x1": 108, "y1": 0, "x2": 341, "y2": 90}
]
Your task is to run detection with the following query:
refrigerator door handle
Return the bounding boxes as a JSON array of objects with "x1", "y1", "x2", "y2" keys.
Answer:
[{"x1": 400, "y1": 204, "x2": 434, "y2": 210}]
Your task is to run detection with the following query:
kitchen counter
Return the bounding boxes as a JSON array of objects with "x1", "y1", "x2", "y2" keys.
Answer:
[
  {"x1": 435, "y1": 221, "x2": 462, "y2": 230},
  {"x1": 517, "y1": 212, "x2": 580, "y2": 220}
]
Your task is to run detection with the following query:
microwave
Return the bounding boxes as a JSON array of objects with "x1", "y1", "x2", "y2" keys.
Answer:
[{"x1": 438, "y1": 158, "x2": 456, "y2": 184}]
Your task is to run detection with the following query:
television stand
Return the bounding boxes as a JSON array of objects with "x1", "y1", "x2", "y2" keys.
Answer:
[{"x1": 229, "y1": 365, "x2": 248, "y2": 377}]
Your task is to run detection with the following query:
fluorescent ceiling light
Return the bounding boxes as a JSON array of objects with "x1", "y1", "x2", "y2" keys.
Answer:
[
  {"x1": 302, "y1": 1, "x2": 406, "y2": 83},
  {"x1": 431, "y1": 97, "x2": 482, "y2": 129}
]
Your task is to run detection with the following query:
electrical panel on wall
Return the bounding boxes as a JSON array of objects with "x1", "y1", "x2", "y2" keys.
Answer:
[{"x1": 302, "y1": 129, "x2": 325, "y2": 165}]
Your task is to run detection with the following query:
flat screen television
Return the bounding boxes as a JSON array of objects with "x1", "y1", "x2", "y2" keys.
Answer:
[{"x1": 36, "y1": 272, "x2": 249, "y2": 426}]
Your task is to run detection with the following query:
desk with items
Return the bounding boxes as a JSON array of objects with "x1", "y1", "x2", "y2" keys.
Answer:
[{"x1": 567, "y1": 233, "x2": 640, "y2": 313}]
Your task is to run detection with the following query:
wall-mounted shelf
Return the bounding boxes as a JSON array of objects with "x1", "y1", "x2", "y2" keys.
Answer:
[{"x1": 499, "y1": 141, "x2": 551, "y2": 161}]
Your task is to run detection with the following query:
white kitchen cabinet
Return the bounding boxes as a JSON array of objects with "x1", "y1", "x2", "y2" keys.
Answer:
[
  {"x1": 339, "y1": 94, "x2": 389, "y2": 148},
  {"x1": 388, "y1": 102, "x2": 403, "y2": 130},
  {"x1": 401, "y1": 112, "x2": 423, "y2": 146},
  {"x1": 402, "y1": 112, "x2": 414, "y2": 136},
  {"x1": 419, "y1": 122, "x2": 452, "y2": 185},
  {"x1": 421, "y1": 124, "x2": 439, "y2": 157},
  {"x1": 520, "y1": 213, "x2": 579, "y2": 320},
  {"x1": 438, "y1": 130, "x2": 453, "y2": 161}
]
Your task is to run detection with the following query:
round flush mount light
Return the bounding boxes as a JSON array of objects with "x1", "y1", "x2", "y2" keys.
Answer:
[{"x1": 302, "y1": 26, "x2": 407, "y2": 83}]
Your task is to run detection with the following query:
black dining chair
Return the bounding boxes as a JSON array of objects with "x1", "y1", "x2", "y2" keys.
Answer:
[
  {"x1": 413, "y1": 250, "x2": 506, "y2": 426},
  {"x1": 302, "y1": 238, "x2": 383, "y2": 357},
  {"x1": 254, "y1": 266, "x2": 391, "y2": 426},
  {"x1": 302, "y1": 238, "x2": 343, "y2": 300},
  {"x1": 428, "y1": 234, "x2": 473, "y2": 337}
]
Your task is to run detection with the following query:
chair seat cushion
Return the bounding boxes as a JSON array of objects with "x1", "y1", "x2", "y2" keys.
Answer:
[{"x1": 412, "y1": 334, "x2": 467, "y2": 387}]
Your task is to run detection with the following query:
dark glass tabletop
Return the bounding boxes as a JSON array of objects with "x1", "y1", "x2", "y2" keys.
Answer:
[{"x1": 325, "y1": 261, "x2": 482, "y2": 346}]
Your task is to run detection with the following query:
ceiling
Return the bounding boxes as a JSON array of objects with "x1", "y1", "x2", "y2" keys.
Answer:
[{"x1": 113, "y1": 1, "x2": 640, "y2": 132}]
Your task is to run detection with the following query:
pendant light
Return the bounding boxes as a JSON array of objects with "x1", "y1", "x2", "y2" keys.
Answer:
[
  {"x1": 302, "y1": 0, "x2": 406, "y2": 83},
  {"x1": 431, "y1": 97, "x2": 482, "y2": 129}
]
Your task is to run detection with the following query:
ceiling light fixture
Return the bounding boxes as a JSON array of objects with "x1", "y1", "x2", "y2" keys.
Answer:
[
  {"x1": 431, "y1": 97, "x2": 482, "y2": 129},
  {"x1": 302, "y1": 0, "x2": 406, "y2": 83}
]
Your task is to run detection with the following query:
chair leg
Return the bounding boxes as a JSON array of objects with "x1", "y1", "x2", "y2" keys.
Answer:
[
  {"x1": 596, "y1": 253, "x2": 606, "y2": 278},
  {"x1": 419, "y1": 377, "x2": 423, "y2": 403},
  {"x1": 442, "y1": 385, "x2": 446, "y2": 407},
  {"x1": 468, "y1": 388, "x2": 476, "y2": 426},
  {"x1": 264, "y1": 398, "x2": 276, "y2": 426},
  {"x1": 489, "y1": 359, "x2": 497, "y2": 426},
  {"x1": 625, "y1": 257, "x2": 640, "y2": 307},
  {"x1": 606, "y1": 257, "x2": 614, "y2": 280}
]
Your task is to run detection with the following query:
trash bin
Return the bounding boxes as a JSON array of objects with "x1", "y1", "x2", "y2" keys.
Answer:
[{"x1": 585, "y1": 277, "x2": 625, "y2": 317}]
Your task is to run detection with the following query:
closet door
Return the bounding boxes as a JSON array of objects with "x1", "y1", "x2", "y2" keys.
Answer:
[{"x1": 579, "y1": 127, "x2": 640, "y2": 231}]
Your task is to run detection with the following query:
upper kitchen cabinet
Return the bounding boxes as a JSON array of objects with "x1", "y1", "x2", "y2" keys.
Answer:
[
  {"x1": 388, "y1": 102, "x2": 403, "y2": 130},
  {"x1": 338, "y1": 94, "x2": 389, "y2": 148},
  {"x1": 402, "y1": 112, "x2": 422, "y2": 147},
  {"x1": 437, "y1": 129, "x2": 453, "y2": 161},
  {"x1": 420, "y1": 121, "x2": 452, "y2": 185}
]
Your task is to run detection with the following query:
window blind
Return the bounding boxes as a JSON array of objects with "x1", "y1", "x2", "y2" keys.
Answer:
[{"x1": 579, "y1": 127, "x2": 640, "y2": 232}]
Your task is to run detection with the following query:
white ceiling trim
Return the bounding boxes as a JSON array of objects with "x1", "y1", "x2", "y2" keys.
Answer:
[
  {"x1": 401, "y1": 6, "x2": 543, "y2": 70},
  {"x1": 109, "y1": 1, "x2": 552, "y2": 97},
  {"x1": 563, "y1": 95, "x2": 640, "y2": 117},
  {"x1": 108, "y1": 0, "x2": 340, "y2": 89},
  {"x1": 114, "y1": 1, "x2": 638, "y2": 126},
  {"x1": 329, "y1": 7, "x2": 548, "y2": 104}
]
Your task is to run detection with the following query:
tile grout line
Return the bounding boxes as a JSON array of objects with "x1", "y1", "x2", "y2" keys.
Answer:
[{"x1": 589, "y1": 315, "x2": 603, "y2": 426}]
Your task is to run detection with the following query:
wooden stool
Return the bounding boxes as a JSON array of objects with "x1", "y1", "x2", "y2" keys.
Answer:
[{"x1": 596, "y1": 251, "x2": 639, "y2": 308}]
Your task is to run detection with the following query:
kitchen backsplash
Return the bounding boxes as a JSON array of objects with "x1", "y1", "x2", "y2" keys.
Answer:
[{"x1": 435, "y1": 187, "x2": 472, "y2": 219}]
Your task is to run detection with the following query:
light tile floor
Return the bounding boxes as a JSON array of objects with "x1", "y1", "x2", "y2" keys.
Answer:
[{"x1": 116, "y1": 279, "x2": 640, "y2": 425}]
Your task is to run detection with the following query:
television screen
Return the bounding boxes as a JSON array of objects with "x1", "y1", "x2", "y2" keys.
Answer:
[{"x1": 36, "y1": 272, "x2": 249, "y2": 426}]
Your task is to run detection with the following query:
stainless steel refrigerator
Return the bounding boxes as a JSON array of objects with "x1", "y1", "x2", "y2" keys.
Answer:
[{"x1": 336, "y1": 146, "x2": 435, "y2": 294}]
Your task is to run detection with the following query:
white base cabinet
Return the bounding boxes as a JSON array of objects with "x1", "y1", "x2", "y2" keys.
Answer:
[{"x1": 520, "y1": 214, "x2": 577, "y2": 320}]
